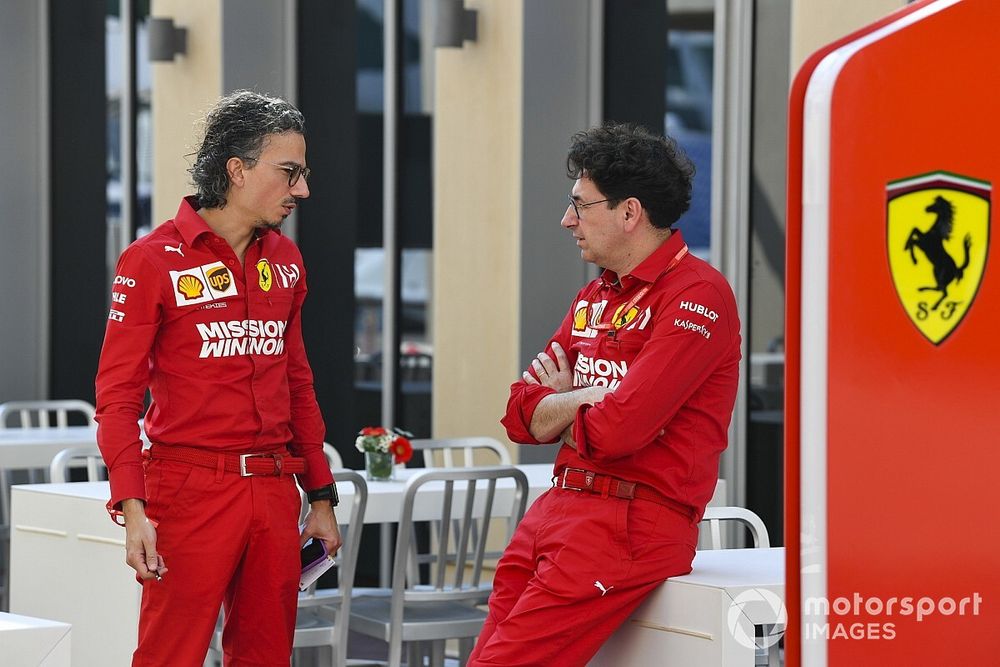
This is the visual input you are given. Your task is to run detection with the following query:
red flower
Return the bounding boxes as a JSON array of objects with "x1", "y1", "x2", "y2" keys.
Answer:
[
  {"x1": 389, "y1": 436, "x2": 413, "y2": 464},
  {"x1": 361, "y1": 426, "x2": 387, "y2": 436}
]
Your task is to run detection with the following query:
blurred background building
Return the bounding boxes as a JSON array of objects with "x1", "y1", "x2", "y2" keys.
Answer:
[{"x1": 0, "y1": 0, "x2": 911, "y2": 549}]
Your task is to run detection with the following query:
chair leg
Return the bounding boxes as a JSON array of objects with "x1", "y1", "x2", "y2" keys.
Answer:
[
  {"x1": 430, "y1": 640, "x2": 444, "y2": 667},
  {"x1": 202, "y1": 646, "x2": 220, "y2": 667},
  {"x1": 388, "y1": 634, "x2": 405, "y2": 667},
  {"x1": 458, "y1": 638, "x2": 474, "y2": 666}
]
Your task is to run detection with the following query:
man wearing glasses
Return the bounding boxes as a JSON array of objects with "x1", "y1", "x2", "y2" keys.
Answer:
[
  {"x1": 95, "y1": 91, "x2": 341, "y2": 665},
  {"x1": 470, "y1": 123, "x2": 741, "y2": 665}
]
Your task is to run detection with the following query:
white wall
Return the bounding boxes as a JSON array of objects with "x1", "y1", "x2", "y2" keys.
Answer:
[{"x1": 0, "y1": 1, "x2": 47, "y2": 401}]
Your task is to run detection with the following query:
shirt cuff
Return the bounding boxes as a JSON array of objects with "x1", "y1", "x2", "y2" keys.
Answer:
[
  {"x1": 501, "y1": 384, "x2": 558, "y2": 444},
  {"x1": 296, "y1": 447, "x2": 335, "y2": 491},
  {"x1": 108, "y1": 463, "x2": 147, "y2": 510}
]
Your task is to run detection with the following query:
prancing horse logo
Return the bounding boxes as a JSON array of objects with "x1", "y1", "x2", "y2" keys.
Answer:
[
  {"x1": 887, "y1": 172, "x2": 990, "y2": 345},
  {"x1": 903, "y1": 195, "x2": 972, "y2": 312}
]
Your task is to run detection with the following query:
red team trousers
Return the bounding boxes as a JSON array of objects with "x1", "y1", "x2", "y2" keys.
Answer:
[
  {"x1": 468, "y1": 487, "x2": 699, "y2": 666},
  {"x1": 131, "y1": 458, "x2": 301, "y2": 666}
]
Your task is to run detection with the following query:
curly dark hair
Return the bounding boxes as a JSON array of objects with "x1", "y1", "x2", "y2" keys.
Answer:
[
  {"x1": 566, "y1": 122, "x2": 695, "y2": 229},
  {"x1": 189, "y1": 90, "x2": 305, "y2": 209}
]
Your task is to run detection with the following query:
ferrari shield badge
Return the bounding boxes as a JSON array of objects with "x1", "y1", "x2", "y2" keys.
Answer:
[{"x1": 886, "y1": 171, "x2": 990, "y2": 344}]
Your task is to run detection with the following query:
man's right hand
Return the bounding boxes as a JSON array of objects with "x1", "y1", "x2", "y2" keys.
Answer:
[{"x1": 122, "y1": 498, "x2": 167, "y2": 581}]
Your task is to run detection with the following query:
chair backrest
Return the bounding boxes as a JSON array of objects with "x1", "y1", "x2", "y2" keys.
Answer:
[
  {"x1": 322, "y1": 442, "x2": 345, "y2": 470},
  {"x1": 410, "y1": 437, "x2": 512, "y2": 468},
  {"x1": 0, "y1": 400, "x2": 96, "y2": 429},
  {"x1": 699, "y1": 506, "x2": 770, "y2": 549},
  {"x1": 49, "y1": 446, "x2": 107, "y2": 483},
  {"x1": 391, "y1": 466, "x2": 528, "y2": 607}
]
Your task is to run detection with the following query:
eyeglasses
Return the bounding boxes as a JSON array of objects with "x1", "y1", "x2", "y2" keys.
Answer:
[
  {"x1": 266, "y1": 162, "x2": 311, "y2": 187},
  {"x1": 567, "y1": 195, "x2": 611, "y2": 219}
]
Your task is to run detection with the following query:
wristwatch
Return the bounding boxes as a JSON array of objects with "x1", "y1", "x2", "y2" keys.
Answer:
[{"x1": 306, "y1": 483, "x2": 340, "y2": 507}]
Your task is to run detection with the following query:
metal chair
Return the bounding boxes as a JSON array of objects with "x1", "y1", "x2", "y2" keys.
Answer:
[
  {"x1": 407, "y1": 438, "x2": 516, "y2": 592},
  {"x1": 49, "y1": 446, "x2": 107, "y2": 483},
  {"x1": 349, "y1": 466, "x2": 528, "y2": 667},
  {"x1": 323, "y1": 442, "x2": 345, "y2": 470},
  {"x1": 205, "y1": 470, "x2": 367, "y2": 667},
  {"x1": 699, "y1": 506, "x2": 770, "y2": 549},
  {"x1": 410, "y1": 437, "x2": 511, "y2": 468},
  {"x1": 0, "y1": 399, "x2": 96, "y2": 611}
]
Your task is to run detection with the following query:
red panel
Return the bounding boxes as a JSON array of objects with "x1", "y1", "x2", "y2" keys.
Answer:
[
  {"x1": 783, "y1": 2, "x2": 935, "y2": 663},
  {"x1": 823, "y1": 1, "x2": 1000, "y2": 662}
]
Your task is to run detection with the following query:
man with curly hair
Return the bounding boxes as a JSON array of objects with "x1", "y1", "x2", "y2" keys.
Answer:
[
  {"x1": 469, "y1": 123, "x2": 742, "y2": 665},
  {"x1": 95, "y1": 90, "x2": 342, "y2": 665}
]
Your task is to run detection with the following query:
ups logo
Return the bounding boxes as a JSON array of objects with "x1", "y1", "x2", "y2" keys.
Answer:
[
  {"x1": 887, "y1": 172, "x2": 990, "y2": 344},
  {"x1": 207, "y1": 267, "x2": 232, "y2": 292}
]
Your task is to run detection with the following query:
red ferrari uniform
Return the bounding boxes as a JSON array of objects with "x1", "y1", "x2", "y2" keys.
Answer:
[
  {"x1": 470, "y1": 230, "x2": 741, "y2": 666},
  {"x1": 95, "y1": 196, "x2": 333, "y2": 666}
]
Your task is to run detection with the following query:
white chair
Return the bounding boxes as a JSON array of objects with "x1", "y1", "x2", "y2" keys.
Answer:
[
  {"x1": 349, "y1": 466, "x2": 529, "y2": 667},
  {"x1": 205, "y1": 470, "x2": 367, "y2": 667},
  {"x1": 699, "y1": 506, "x2": 770, "y2": 549},
  {"x1": 49, "y1": 446, "x2": 107, "y2": 483},
  {"x1": 0, "y1": 399, "x2": 96, "y2": 611},
  {"x1": 323, "y1": 442, "x2": 345, "y2": 470}
]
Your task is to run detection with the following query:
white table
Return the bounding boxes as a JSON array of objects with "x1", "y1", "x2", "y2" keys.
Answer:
[
  {"x1": 0, "y1": 611, "x2": 72, "y2": 666},
  {"x1": 8, "y1": 465, "x2": 555, "y2": 666},
  {"x1": 0, "y1": 427, "x2": 98, "y2": 471},
  {"x1": 591, "y1": 547, "x2": 785, "y2": 666},
  {"x1": 354, "y1": 463, "x2": 553, "y2": 524},
  {"x1": 9, "y1": 466, "x2": 732, "y2": 666}
]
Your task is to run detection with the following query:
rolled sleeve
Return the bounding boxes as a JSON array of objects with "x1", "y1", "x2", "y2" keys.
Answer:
[{"x1": 500, "y1": 381, "x2": 559, "y2": 445}]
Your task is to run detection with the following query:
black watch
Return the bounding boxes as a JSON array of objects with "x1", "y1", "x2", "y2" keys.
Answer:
[{"x1": 306, "y1": 483, "x2": 339, "y2": 507}]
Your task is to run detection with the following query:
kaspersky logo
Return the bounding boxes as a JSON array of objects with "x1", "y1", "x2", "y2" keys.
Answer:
[{"x1": 887, "y1": 171, "x2": 990, "y2": 345}]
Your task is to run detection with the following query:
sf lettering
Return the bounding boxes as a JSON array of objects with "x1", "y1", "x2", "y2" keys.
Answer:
[{"x1": 914, "y1": 300, "x2": 961, "y2": 321}]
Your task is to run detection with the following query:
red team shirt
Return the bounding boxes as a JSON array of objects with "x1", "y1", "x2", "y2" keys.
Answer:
[
  {"x1": 502, "y1": 230, "x2": 741, "y2": 519},
  {"x1": 95, "y1": 196, "x2": 333, "y2": 508}
]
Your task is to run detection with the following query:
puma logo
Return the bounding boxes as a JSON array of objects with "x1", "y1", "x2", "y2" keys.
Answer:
[
  {"x1": 164, "y1": 243, "x2": 184, "y2": 257},
  {"x1": 594, "y1": 581, "x2": 614, "y2": 596}
]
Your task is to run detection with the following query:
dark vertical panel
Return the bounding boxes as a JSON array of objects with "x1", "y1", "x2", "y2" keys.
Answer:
[
  {"x1": 603, "y1": 0, "x2": 668, "y2": 130},
  {"x1": 297, "y1": 0, "x2": 358, "y2": 461},
  {"x1": 49, "y1": 0, "x2": 107, "y2": 402},
  {"x1": 388, "y1": 0, "x2": 404, "y2": 430}
]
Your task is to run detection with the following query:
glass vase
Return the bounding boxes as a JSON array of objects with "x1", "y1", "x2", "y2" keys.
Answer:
[{"x1": 365, "y1": 450, "x2": 394, "y2": 481}]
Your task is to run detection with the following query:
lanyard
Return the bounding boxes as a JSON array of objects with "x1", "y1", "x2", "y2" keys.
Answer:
[{"x1": 591, "y1": 243, "x2": 688, "y2": 333}]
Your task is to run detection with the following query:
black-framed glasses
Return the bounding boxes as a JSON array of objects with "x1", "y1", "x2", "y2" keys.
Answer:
[
  {"x1": 266, "y1": 162, "x2": 311, "y2": 187},
  {"x1": 567, "y1": 195, "x2": 611, "y2": 219}
]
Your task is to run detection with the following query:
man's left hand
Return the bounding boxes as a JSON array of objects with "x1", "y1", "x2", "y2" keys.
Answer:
[
  {"x1": 524, "y1": 342, "x2": 573, "y2": 392},
  {"x1": 300, "y1": 502, "x2": 343, "y2": 554}
]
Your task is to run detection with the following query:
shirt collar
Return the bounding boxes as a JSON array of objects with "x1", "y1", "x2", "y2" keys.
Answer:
[
  {"x1": 600, "y1": 229, "x2": 687, "y2": 289},
  {"x1": 173, "y1": 195, "x2": 280, "y2": 247},
  {"x1": 173, "y1": 196, "x2": 215, "y2": 247}
]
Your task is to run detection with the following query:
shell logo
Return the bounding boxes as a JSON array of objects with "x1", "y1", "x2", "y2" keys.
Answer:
[
  {"x1": 176, "y1": 274, "x2": 205, "y2": 300},
  {"x1": 256, "y1": 259, "x2": 273, "y2": 292},
  {"x1": 573, "y1": 305, "x2": 589, "y2": 331}
]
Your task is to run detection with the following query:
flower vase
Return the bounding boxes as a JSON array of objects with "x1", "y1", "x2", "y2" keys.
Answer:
[{"x1": 365, "y1": 450, "x2": 395, "y2": 481}]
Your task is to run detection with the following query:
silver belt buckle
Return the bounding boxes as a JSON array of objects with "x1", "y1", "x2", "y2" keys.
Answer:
[
  {"x1": 239, "y1": 453, "x2": 257, "y2": 477},
  {"x1": 560, "y1": 467, "x2": 588, "y2": 490}
]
